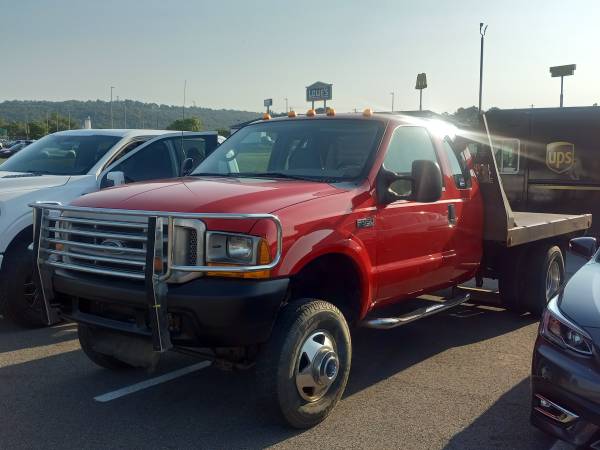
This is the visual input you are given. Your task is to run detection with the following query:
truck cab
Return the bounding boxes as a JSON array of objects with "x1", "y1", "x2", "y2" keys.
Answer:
[{"x1": 31, "y1": 111, "x2": 590, "y2": 428}]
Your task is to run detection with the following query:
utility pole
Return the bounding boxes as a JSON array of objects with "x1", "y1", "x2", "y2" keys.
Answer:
[
  {"x1": 124, "y1": 100, "x2": 127, "y2": 128},
  {"x1": 478, "y1": 23, "x2": 488, "y2": 113},
  {"x1": 182, "y1": 80, "x2": 187, "y2": 121},
  {"x1": 110, "y1": 86, "x2": 115, "y2": 128},
  {"x1": 390, "y1": 92, "x2": 395, "y2": 112}
]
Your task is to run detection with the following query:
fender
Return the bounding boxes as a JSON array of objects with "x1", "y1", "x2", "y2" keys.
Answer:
[
  {"x1": 0, "y1": 211, "x2": 33, "y2": 256},
  {"x1": 278, "y1": 229, "x2": 375, "y2": 319}
]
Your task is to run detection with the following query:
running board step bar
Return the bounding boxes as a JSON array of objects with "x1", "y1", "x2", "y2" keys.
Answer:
[{"x1": 361, "y1": 293, "x2": 470, "y2": 329}]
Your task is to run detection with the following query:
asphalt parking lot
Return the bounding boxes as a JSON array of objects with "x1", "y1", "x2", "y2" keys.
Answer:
[{"x1": 0, "y1": 254, "x2": 586, "y2": 449}]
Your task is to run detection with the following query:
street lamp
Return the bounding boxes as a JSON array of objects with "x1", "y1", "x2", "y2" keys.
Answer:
[
  {"x1": 285, "y1": 97, "x2": 289, "y2": 113},
  {"x1": 390, "y1": 92, "x2": 395, "y2": 112},
  {"x1": 478, "y1": 23, "x2": 488, "y2": 113},
  {"x1": 550, "y1": 64, "x2": 576, "y2": 107},
  {"x1": 110, "y1": 86, "x2": 115, "y2": 128}
]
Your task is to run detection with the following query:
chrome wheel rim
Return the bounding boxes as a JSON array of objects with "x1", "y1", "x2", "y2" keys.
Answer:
[
  {"x1": 295, "y1": 330, "x2": 339, "y2": 402},
  {"x1": 546, "y1": 259, "x2": 561, "y2": 301}
]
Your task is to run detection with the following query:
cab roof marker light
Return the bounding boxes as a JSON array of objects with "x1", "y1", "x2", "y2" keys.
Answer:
[
  {"x1": 326, "y1": 107, "x2": 336, "y2": 117},
  {"x1": 363, "y1": 108, "x2": 373, "y2": 117},
  {"x1": 288, "y1": 110, "x2": 297, "y2": 118},
  {"x1": 262, "y1": 113, "x2": 271, "y2": 120},
  {"x1": 306, "y1": 109, "x2": 316, "y2": 117}
]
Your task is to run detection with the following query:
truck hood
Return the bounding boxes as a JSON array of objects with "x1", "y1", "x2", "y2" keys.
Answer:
[
  {"x1": 71, "y1": 177, "x2": 344, "y2": 214},
  {"x1": 0, "y1": 171, "x2": 71, "y2": 193}
]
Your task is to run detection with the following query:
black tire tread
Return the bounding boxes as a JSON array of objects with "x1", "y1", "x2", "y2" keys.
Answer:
[{"x1": 255, "y1": 298, "x2": 351, "y2": 429}]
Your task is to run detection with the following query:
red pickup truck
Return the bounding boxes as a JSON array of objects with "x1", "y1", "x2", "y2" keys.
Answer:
[{"x1": 32, "y1": 111, "x2": 591, "y2": 428}]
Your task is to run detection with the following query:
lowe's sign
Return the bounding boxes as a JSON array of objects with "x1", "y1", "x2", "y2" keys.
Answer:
[{"x1": 306, "y1": 82, "x2": 333, "y2": 102}]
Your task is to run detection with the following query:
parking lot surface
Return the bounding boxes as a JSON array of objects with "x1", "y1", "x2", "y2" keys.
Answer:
[{"x1": 0, "y1": 255, "x2": 585, "y2": 449}]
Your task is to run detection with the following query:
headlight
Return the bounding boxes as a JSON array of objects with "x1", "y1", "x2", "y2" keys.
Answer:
[
  {"x1": 206, "y1": 232, "x2": 260, "y2": 264},
  {"x1": 541, "y1": 296, "x2": 594, "y2": 356}
]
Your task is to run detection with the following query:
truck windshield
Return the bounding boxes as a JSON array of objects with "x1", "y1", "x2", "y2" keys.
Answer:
[
  {"x1": 192, "y1": 119, "x2": 385, "y2": 182},
  {"x1": 0, "y1": 134, "x2": 121, "y2": 175}
]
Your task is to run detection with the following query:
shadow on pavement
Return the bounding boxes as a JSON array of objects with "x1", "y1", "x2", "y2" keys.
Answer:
[
  {"x1": 444, "y1": 378, "x2": 555, "y2": 450},
  {"x1": 345, "y1": 303, "x2": 537, "y2": 397},
  {"x1": 0, "y1": 302, "x2": 540, "y2": 448},
  {"x1": 0, "y1": 316, "x2": 77, "y2": 353}
]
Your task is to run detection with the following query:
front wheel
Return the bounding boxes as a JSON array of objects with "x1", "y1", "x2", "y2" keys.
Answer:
[
  {"x1": 255, "y1": 299, "x2": 351, "y2": 429},
  {"x1": 0, "y1": 239, "x2": 47, "y2": 327}
]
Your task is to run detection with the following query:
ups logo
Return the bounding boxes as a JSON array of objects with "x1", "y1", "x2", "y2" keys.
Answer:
[{"x1": 546, "y1": 142, "x2": 575, "y2": 174}]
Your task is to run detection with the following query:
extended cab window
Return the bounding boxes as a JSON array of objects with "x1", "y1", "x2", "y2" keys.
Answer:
[
  {"x1": 442, "y1": 137, "x2": 471, "y2": 189},
  {"x1": 384, "y1": 126, "x2": 439, "y2": 174}
]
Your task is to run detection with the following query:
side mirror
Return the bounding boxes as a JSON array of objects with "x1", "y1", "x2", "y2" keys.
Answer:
[
  {"x1": 570, "y1": 237, "x2": 597, "y2": 260},
  {"x1": 102, "y1": 171, "x2": 125, "y2": 188},
  {"x1": 181, "y1": 157, "x2": 195, "y2": 176},
  {"x1": 411, "y1": 160, "x2": 443, "y2": 203},
  {"x1": 377, "y1": 159, "x2": 443, "y2": 205}
]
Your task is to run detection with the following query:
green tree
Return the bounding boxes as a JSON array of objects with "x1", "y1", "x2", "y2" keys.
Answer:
[
  {"x1": 166, "y1": 117, "x2": 204, "y2": 131},
  {"x1": 28, "y1": 121, "x2": 48, "y2": 139},
  {"x1": 216, "y1": 128, "x2": 231, "y2": 137}
]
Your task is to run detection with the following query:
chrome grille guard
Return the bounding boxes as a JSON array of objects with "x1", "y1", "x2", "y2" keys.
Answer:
[{"x1": 31, "y1": 202, "x2": 283, "y2": 352}]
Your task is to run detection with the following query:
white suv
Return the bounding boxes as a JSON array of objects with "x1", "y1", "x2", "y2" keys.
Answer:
[{"x1": 0, "y1": 129, "x2": 223, "y2": 326}]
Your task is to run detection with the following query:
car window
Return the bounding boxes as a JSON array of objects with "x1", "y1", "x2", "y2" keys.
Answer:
[
  {"x1": 384, "y1": 126, "x2": 439, "y2": 174},
  {"x1": 171, "y1": 137, "x2": 209, "y2": 171},
  {"x1": 441, "y1": 137, "x2": 470, "y2": 189},
  {"x1": 110, "y1": 138, "x2": 178, "y2": 183},
  {"x1": 0, "y1": 134, "x2": 121, "y2": 175}
]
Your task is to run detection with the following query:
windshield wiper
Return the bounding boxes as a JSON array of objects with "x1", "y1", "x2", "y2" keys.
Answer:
[
  {"x1": 241, "y1": 172, "x2": 326, "y2": 181},
  {"x1": 191, "y1": 171, "x2": 336, "y2": 182}
]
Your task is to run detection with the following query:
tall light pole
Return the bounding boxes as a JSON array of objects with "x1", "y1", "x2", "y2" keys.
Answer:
[
  {"x1": 478, "y1": 23, "x2": 488, "y2": 113},
  {"x1": 110, "y1": 86, "x2": 115, "y2": 128},
  {"x1": 390, "y1": 92, "x2": 395, "y2": 112},
  {"x1": 285, "y1": 97, "x2": 289, "y2": 113},
  {"x1": 124, "y1": 100, "x2": 127, "y2": 128}
]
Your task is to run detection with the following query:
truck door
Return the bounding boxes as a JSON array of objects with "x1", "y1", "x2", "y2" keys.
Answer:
[
  {"x1": 375, "y1": 126, "x2": 456, "y2": 304},
  {"x1": 438, "y1": 135, "x2": 483, "y2": 283}
]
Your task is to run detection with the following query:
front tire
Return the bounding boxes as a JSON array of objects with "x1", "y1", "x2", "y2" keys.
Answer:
[
  {"x1": 0, "y1": 239, "x2": 46, "y2": 327},
  {"x1": 256, "y1": 299, "x2": 351, "y2": 429}
]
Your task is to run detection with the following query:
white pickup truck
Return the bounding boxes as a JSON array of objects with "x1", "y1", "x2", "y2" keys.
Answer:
[{"x1": 0, "y1": 128, "x2": 224, "y2": 326}]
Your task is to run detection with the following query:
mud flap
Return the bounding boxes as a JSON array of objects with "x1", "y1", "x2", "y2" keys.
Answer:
[
  {"x1": 145, "y1": 217, "x2": 173, "y2": 352},
  {"x1": 32, "y1": 207, "x2": 61, "y2": 325}
]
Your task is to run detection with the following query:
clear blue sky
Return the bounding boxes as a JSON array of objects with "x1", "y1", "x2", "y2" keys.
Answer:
[{"x1": 1, "y1": 0, "x2": 599, "y2": 113}]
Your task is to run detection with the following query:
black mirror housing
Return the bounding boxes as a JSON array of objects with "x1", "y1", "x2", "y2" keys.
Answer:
[
  {"x1": 411, "y1": 160, "x2": 443, "y2": 203},
  {"x1": 570, "y1": 237, "x2": 598, "y2": 260},
  {"x1": 181, "y1": 157, "x2": 195, "y2": 176}
]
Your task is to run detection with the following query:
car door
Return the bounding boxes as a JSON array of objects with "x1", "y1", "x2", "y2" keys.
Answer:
[
  {"x1": 374, "y1": 126, "x2": 457, "y2": 304},
  {"x1": 99, "y1": 133, "x2": 217, "y2": 188}
]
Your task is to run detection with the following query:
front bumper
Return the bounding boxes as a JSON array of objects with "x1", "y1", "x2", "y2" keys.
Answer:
[
  {"x1": 52, "y1": 271, "x2": 289, "y2": 348},
  {"x1": 531, "y1": 336, "x2": 600, "y2": 447}
]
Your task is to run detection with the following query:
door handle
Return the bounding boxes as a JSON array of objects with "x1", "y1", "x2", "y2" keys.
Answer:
[{"x1": 448, "y1": 204, "x2": 457, "y2": 225}]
